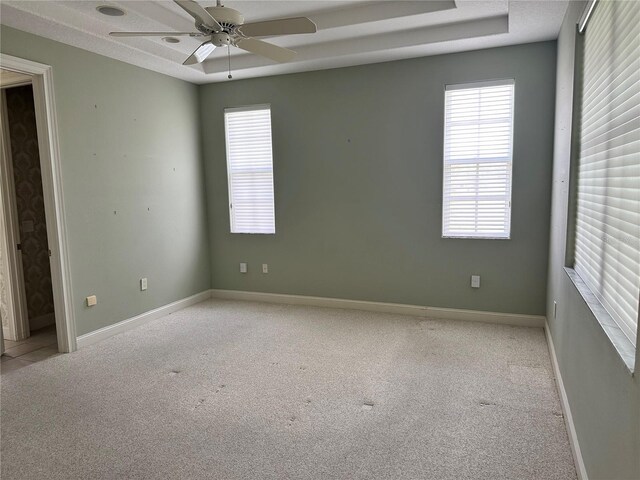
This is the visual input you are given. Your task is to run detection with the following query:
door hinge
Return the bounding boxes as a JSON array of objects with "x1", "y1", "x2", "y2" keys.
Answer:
[{"x1": 48, "y1": 249, "x2": 52, "y2": 257}]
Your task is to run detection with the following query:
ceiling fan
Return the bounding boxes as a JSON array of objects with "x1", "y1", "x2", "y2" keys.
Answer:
[{"x1": 109, "y1": 0, "x2": 317, "y2": 65}]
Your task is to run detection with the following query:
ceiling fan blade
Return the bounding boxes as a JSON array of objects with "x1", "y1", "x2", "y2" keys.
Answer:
[
  {"x1": 110, "y1": 32, "x2": 201, "y2": 37},
  {"x1": 238, "y1": 17, "x2": 317, "y2": 37},
  {"x1": 183, "y1": 42, "x2": 216, "y2": 65},
  {"x1": 235, "y1": 38, "x2": 296, "y2": 63},
  {"x1": 174, "y1": 0, "x2": 222, "y2": 31}
]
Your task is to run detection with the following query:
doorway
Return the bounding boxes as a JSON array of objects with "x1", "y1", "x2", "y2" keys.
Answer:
[
  {"x1": 1, "y1": 72, "x2": 59, "y2": 366},
  {"x1": 0, "y1": 55, "x2": 76, "y2": 364}
]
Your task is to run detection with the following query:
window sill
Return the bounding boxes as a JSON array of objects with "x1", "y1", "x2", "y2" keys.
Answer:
[
  {"x1": 564, "y1": 267, "x2": 636, "y2": 374},
  {"x1": 442, "y1": 235, "x2": 511, "y2": 240}
]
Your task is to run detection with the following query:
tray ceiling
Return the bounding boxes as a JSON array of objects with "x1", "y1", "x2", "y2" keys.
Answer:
[{"x1": 0, "y1": 1, "x2": 569, "y2": 84}]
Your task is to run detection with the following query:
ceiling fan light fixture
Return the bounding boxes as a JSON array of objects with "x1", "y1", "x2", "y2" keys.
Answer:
[
  {"x1": 97, "y1": 5, "x2": 125, "y2": 17},
  {"x1": 162, "y1": 37, "x2": 181, "y2": 44},
  {"x1": 212, "y1": 32, "x2": 231, "y2": 47}
]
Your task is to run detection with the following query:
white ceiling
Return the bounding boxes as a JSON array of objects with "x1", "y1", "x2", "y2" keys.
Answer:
[{"x1": 0, "y1": 1, "x2": 569, "y2": 84}]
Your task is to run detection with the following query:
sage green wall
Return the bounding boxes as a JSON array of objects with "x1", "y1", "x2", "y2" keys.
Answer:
[
  {"x1": 0, "y1": 26, "x2": 211, "y2": 336},
  {"x1": 200, "y1": 42, "x2": 557, "y2": 315},
  {"x1": 546, "y1": 3, "x2": 639, "y2": 479}
]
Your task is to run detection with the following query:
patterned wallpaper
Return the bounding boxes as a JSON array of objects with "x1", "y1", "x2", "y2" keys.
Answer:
[{"x1": 5, "y1": 85, "x2": 55, "y2": 323}]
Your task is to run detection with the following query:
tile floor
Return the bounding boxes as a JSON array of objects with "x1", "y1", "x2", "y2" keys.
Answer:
[{"x1": 1, "y1": 325, "x2": 59, "y2": 374}]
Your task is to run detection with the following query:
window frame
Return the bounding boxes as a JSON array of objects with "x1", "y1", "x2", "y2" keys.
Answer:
[
  {"x1": 441, "y1": 78, "x2": 516, "y2": 240},
  {"x1": 565, "y1": 0, "x2": 639, "y2": 371},
  {"x1": 224, "y1": 104, "x2": 276, "y2": 235}
]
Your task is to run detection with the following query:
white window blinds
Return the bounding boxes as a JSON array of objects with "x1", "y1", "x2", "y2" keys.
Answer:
[
  {"x1": 574, "y1": 0, "x2": 640, "y2": 346},
  {"x1": 442, "y1": 80, "x2": 515, "y2": 239},
  {"x1": 224, "y1": 105, "x2": 275, "y2": 234}
]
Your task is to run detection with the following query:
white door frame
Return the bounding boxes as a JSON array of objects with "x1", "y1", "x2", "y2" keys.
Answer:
[
  {"x1": 0, "y1": 53, "x2": 76, "y2": 352},
  {"x1": 0, "y1": 89, "x2": 30, "y2": 341}
]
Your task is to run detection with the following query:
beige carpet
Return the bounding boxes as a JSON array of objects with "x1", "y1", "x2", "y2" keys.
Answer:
[{"x1": 1, "y1": 299, "x2": 576, "y2": 479}]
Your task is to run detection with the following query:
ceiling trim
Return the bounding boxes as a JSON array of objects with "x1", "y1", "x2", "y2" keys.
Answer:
[{"x1": 0, "y1": 1, "x2": 569, "y2": 85}]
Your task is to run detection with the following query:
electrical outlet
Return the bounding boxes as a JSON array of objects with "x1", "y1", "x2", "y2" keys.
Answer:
[
  {"x1": 86, "y1": 295, "x2": 97, "y2": 307},
  {"x1": 240, "y1": 262, "x2": 247, "y2": 273},
  {"x1": 471, "y1": 275, "x2": 480, "y2": 288},
  {"x1": 140, "y1": 278, "x2": 147, "y2": 291},
  {"x1": 262, "y1": 263, "x2": 268, "y2": 274}
]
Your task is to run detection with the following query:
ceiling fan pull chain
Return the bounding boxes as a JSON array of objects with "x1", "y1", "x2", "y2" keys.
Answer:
[{"x1": 228, "y1": 46, "x2": 233, "y2": 79}]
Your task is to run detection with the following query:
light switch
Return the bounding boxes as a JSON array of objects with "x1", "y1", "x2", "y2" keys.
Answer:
[
  {"x1": 86, "y1": 295, "x2": 97, "y2": 307},
  {"x1": 140, "y1": 278, "x2": 147, "y2": 291},
  {"x1": 471, "y1": 275, "x2": 480, "y2": 288},
  {"x1": 262, "y1": 264, "x2": 268, "y2": 274},
  {"x1": 240, "y1": 262, "x2": 247, "y2": 273}
]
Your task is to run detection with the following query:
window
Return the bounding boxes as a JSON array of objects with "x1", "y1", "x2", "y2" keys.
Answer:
[
  {"x1": 574, "y1": 0, "x2": 640, "y2": 346},
  {"x1": 442, "y1": 80, "x2": 515, "y2": 239},
  {"x1": 224, "y1": 105, "x2": 275, "y2": 234}
]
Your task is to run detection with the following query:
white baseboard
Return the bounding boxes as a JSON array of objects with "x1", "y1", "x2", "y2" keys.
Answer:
[
  {"x1": 76, "y1": 291, "x2": 212, "y2": 349},
  {"x1": 76, "y1": 289, "x2": 545, "y2": 350},
  {"x1": 545, "y1": 321, "x2": 588, "y2": 480},
  {"x1": 210, "y1": 289, "x2": 545, "y2": 328}
]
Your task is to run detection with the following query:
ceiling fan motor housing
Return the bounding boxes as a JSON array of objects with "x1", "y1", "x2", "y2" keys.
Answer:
[{"x1": 205, "y1": 6, "x2": 244, "y2": 32}]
